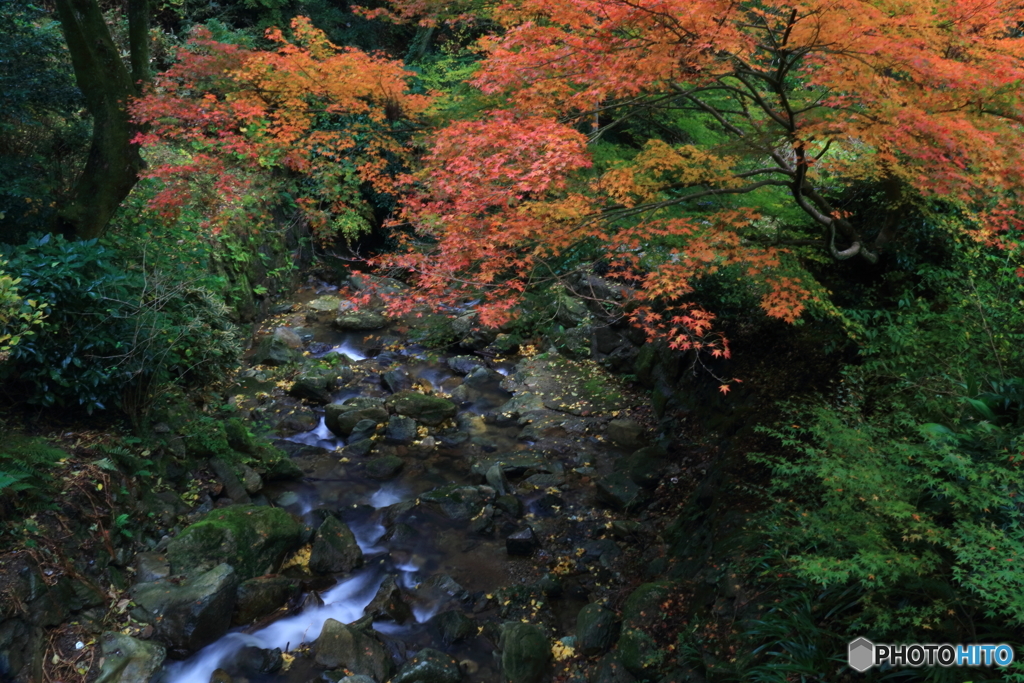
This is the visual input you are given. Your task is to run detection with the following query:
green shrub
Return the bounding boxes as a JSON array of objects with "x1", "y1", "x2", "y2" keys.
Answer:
[{"x1": 1, "y1": 234, "x2": 242, "y2": 413}]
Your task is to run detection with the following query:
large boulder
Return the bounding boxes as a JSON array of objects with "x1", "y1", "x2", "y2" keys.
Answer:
[
  {"x1": 131, "y1": 564, "x2": 238, "y2": 655},
  {"x1": 420, "y1": 485, "x2": 485, "y2": 520},
  {"x1": 309, "y1": 516, "x2": 363, "y2": 575},
  {"x1": 386, "y1": 391, "x2": 457, "y2": 426},
  {"x1": 500, "y1": 622, "x2": 550, "y2": 683},
  {"x1": 325, "y1": 404, "x2": 389, "y2": 437},
  {"x1": 575, "y1": 603, "x2": 618, "y2": 656},
  {"x1": 391, "y1": 648, "x2": 461, "y2": 683},
  {"x1": 447, "y1": 355, "x2": 486, "y2": 375},
  {"x1": 166, "y1": 505, "x2": 302, "y2": 580},
  {"x1": 595, "y1": 473, "x2": 645, "y2": 512},
  {"x1": 618, "y1": 582, "x2": 673, "y2": 676},
  {"x1": 333, "y1": 310, "x2": 389, "y2": 331},
  {"x1": 94, "y1": 633, "x2": 166, "y2": 683},
  {"x1": 385, "y1": 415, "x2": 418, "y2": 445},
  {"x1": 365, "y1": 454, "x2": 404, "y2": 480},
  {"x1": 606, "y1": 419, "x2": 647, "y2": 450},
  {"x1": 252, "y1": 335, "x2": 302, "y2": 366},
  {"x1": 233, "y1": 576, "x2": 302, "y2": 625},
  {"x1": 315, "y1": 619, "x2": 394, "y2": 680}
]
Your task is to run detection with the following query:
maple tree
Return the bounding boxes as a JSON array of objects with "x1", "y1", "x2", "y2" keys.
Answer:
[
  {"x1": 132, "y1": 17, "x2": 432, "y2": 239},
  {"x1": 375, "y1": 0, "x2": 1024, "y2": 356}
]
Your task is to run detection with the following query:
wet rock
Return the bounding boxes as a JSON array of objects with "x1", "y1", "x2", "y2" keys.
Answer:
[
  {"x1": 233, "y1": 576, "x2": 301, "y2": 625},
  {"x1": 576, "y1": 604, "x2": 618, "y2": 656},
  {"x1": 209, "y1": 457, "x2": 251, "y2": 504},
  {"x1": 506, "y1": 527, "x2": 538, "y2": 556},
  {"x1": 595, "y1": 473, "x2": 645, "y2": 512},
  {"x1": 431, "y1": 610, "x2": 476, "y2": 645},
  {"x1": 485, "y1": 464, "x2": 513, "y2": 495},
  {"x1": 590, "y1": 653, "x2": 637, "y2": 683},
  {"x1": 382, "y1": 522, "x2": 419, "y2": 549},
  {"x1": 494, "y1": 494, "x2": 523, "y2": 518},
  {"x1": 239, "y1": 464, "x2": 263, "y2": 494},
  {"x1": 365, "y1": 455, "x2": 404, "y2": 480},
  {"x1": 385, "y1": 415, "x2": 418, "y2": 445},
  {"x1": 252, "y1": 335, "x2": 302, "y2": 366},
  {"x1": 350, "y1": 419, "x2": 381, "y2": 443},
  {"x1": 382, "y1": 367, "x2": 413, "y2": 393},
  {"x1": 343, "y1": 438, "x2": 375, "y2": 458},
  {"x1": 309, "y1": 516, "x2": 363, "y2": 574},
  {"x1": 349, "y1": 273, "x2": 406, "y2": 294},
  {"x1": 621, "y1": 446, "x2": 669, "y2": 489},
  {"x1": 308, "y1": 296, "x2": 342, "y2": 312},
  {"x1": 533, "y1": 493, "x2": 565, "y2": 517},
  {"x1": 463, "y1": 366, "x2": 503, "y2": 390},
  {"x1": 131, "y1": 564, "x2": 238, "y2": 654},
  {"x1": 471, "y1": 451, "x2": 560, "y2": 478},
  {"x1": 334, "y1": 310, "x2": 389, "y2": 331},
  {"x1": 420, "y1": 574, "x2": 468, "y2": 601},
  {"x1": 272, "y1": 406, "x2": 319, "y2": 435},
  {"x1": 134, "y1": 552, "x2": 170, "y2": 584},
  {"x1": 469, "y1": 505, "x2": 495, "y2": 534},
  {"x1": 257, "y1": 448, "x2": 305, "y2": 481},
  {"x1": 392, "y1": 648, "x2": 462, "y2": 683},
  {"x1": 273, "y1": 326, "x2": 303, "y2": 348},
  {"x1": 421, "y1": 485, "x2": 485, "y2": 520},
  {"x1": 209, "y1": 668, "x2": 231, "y2": 683},
  {"x1": 324, "y1": 675, "x2": 377, "y2": 683},
  {"x1": 314, "y1": 619, "x2": 394, "y2": 680},
  {"x1": 500, "y1": 622, "x2": 550, "y2": 683},
  {"x1": 289, "y1": 375, "x2": 334, "y2": 404},
  {"x1": 606, "y1": 419, "x2": 647, "y2": 450},
  {"x1": 447, "y1": 355, "x2": 485, "y2": 375},
  {"x1": 166, "y1": 505, "x2": 302, "y2": 580},
  {"x1": 94, "y1": 632, "x2": 165, "y2": 683},
  {"x1": 410, "y1": 435, "x2": 436, "y2": 456},
  {"x1": 365, "y1": 575, "x2": 413, "y2": 624},
  {"x1": 502, "y1": 356, "x2": 626, "y2": 415},
  {"x1": 233, "y1": 646, "x2": 283, "y2": 675},
  {"x1": 449, "y1": 385, "x2": 470, "y2": 405},
  {"x1": 386, "y1": 391, "x2": 457, "y2": 426},
  {"x1": 323, "y1": 676, "x2": 376, "y2": 683},
  {"x1": 325, "y1": 404, "x2": 389, "y2": 437}
]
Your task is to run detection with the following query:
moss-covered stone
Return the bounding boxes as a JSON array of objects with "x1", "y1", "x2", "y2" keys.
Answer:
[
  {"x1": 166, "y1": 505, "x2": 302, "y2": 580},
  {"x1": 224, "y1": 418, "x2": 256, "y2": 454},
  {"x1": 501, "y1": 622, "x2": 549, "y2": 683},
  {"x1": 325, "y1": 404, "x2": 388, "y2": 437},
  {"x1": 309, "y1": 516, "x2": 363, "y2": 575},
  {"x1": 386, "y1": 391, "x2": 457, "y2": 426}
]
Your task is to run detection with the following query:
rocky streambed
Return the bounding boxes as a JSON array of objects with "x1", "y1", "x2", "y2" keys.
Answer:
[{"x1": 3, "y1": 278, "x2": 701, "y2": 683}]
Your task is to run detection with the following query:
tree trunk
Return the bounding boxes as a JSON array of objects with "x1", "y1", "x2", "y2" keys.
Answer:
[{"x1": 54, "y1": 0, "x2": 148, "y2": 240}]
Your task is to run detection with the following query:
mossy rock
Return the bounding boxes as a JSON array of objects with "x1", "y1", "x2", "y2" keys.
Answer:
[
  {"x1": 386, "y1": 391, "x2": 457, "y2": 426},
  {"x1": 254, "y1": 443, "x2": 304, "y2": 481},
  {"x1": 500, "y1": 622, "x2": 549, "y2": 683},
  {"x1": 181, "y1": 417, "x2": 233, "y2": 459},
  {"x1": 224, "y1": 418, "x2": 256, "y2": 454},
  {"x1": 617, "y1": 581, "x2": 675, "y2": 676},
  {"x1": 166, "y1": 505, "x2": 302, "y2": 580}
]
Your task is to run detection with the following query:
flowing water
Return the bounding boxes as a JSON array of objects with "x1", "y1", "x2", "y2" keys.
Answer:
[{"x1": 162, "y1": 312, "x2": 608, "y2": 683}]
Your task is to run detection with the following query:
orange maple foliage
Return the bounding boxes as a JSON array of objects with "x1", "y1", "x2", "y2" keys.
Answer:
[
  {"x1": 374, "y1": 0, "x2": 1024, "y2": 353},
  {"x1": 132, "y1": 17, "x2": 432, "y2": 238}
]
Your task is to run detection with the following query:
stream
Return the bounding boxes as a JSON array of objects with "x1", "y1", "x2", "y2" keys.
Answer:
[{"x1": 158, "y1": 289, "x2": 648, "y2": 683}]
